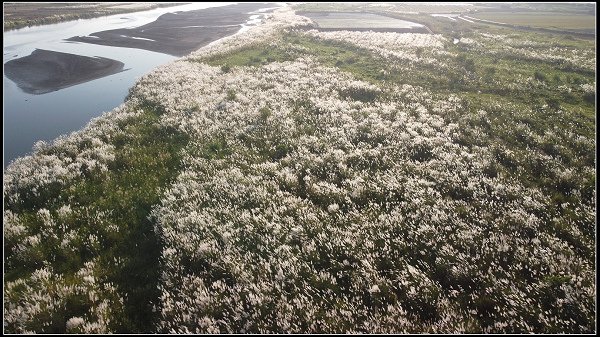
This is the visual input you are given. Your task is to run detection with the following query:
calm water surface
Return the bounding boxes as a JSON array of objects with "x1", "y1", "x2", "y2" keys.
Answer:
[{"x1": 3, "y1": 2, "x2": 272, "y2": 168}]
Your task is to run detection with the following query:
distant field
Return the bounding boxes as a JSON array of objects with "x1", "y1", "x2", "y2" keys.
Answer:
[
  {"x1": 294, "y1": 2, "x2": 473, "y2": 14},
  {"x1": 470, "y1": 12, "x2": 596, "y2": 30},
  {"x1": 300, "y1": 12, "x2": 425, "y2": 31}
]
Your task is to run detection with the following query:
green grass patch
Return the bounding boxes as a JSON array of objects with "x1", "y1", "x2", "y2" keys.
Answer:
[
  {"x1": 470, "y1": 12, "x2": 596, "y2": 30},
  {"x1": 205, "y1": 42, "x2": 294, "y2": 68}
]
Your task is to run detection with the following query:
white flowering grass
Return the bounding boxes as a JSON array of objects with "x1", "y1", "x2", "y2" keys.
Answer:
[
  {"x1": 3, "y1": 100, "x2": 189, "y2": 333},
  {"x1": 136, "y1": 52, "x2": 593, "y2": 333},
  {"x1": 308, "y1": 30, "x2": 447, "y2": 64},
  {"x1": 3, "y1": 6, "x2": 595, "y2": 334}
]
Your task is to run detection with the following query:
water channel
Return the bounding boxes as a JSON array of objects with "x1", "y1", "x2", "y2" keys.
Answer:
[{"x1": 3, "y1": 2, "x2": 276, "y2": 168}]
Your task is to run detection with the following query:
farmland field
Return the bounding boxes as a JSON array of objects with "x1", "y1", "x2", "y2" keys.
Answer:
[
  {"x1": 469, "y1": 11, "x2": 596, "y2": 31},
  {"x1": 3, "y1": 2, "x2": 597, "y2": 334},
  {"x1": 299, "y1": 12, "x2": 424, "y2": 30}
]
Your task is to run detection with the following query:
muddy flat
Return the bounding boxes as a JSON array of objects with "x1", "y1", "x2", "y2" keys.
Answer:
[
  {"x1": 4, "y1": 49, "x2": 125, "y2": 95},
  {"x1": 5, "y1": 3, "x2": 277, "y2": 95},
  {"x1": 66, "y1": 3, "x2": 278, "y2": 57}
]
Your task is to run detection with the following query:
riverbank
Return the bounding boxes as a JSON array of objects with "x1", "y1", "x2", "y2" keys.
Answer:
[
  {"x1": 4, "y1": 3, "x2": 280, "y2": 167},
  {"x1": 4, "y1": 49, "x2": 126, "y2": 95},
  {"x1": 5, "y1": 3, "x2": 279, "y2": 95},
  {"x1": 67, "y1": 3, "x2": 279, "y2": 57}
]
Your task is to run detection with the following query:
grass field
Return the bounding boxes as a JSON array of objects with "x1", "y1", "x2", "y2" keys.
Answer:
[
  {"x1": 300, "y1": 12, "x2": 423, "y2": 29},
  {"x1": 470, "y1": 12, "x2": 596, "y2": 30},
  {"x1": 3, "y1": 4, "x2": 596, "y2": 334},
  {"x1": 294, "y1": 2, "x2": 473, "y2": 14}
]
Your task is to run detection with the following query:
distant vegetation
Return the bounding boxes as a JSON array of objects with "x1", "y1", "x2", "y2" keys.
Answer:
[
  {"x1": 3, "y1": 2, "x2": 188, "y2": 31},
  {"x1": 293, "y1": 2, "x2": 595, "y2": 37}
]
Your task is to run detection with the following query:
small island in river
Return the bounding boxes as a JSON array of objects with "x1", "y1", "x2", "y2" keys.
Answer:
[
  {"x1": 4, "y1": 49, "x2": 126, "y2": 95},
  {"x1": 66, "y1": 3, "x2": 278, "y2": 57}
]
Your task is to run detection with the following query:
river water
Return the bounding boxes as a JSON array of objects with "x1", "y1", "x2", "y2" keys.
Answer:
[{"x1": 3, "y1": 2, "x2": 276, "y2": 168}]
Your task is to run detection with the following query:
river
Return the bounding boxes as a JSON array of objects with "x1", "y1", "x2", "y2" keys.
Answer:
[{"x1": 3, "y1": 2, "x2": 278, "y2": 168}]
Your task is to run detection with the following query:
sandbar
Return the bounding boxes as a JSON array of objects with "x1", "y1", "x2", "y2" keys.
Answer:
[
  {"x1": 67, "y1": 3, "x2": 278, "y2": 57},
  {"x1": 4, "y1": 49, "x2": 125, "y2": 95}
]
